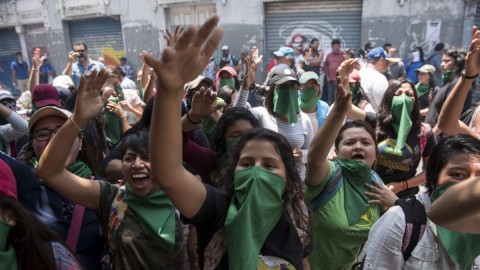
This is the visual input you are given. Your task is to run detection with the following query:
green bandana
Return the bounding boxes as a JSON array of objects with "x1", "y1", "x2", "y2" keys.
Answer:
[
  {"x1": 218, "y1": 78, "x2": 235, "y2": 89},
  {"x1": 390, "y1": 94, "x2": 414, "y2": 156},
  {"x1": 0, "y1": 222, "x2": 17, "y2": 270},
  {"x1": 350, "y1": 83, "x2": 360, "y2": 107},
  {"x1": 415, "y1": 82, "x2": 430, "y2": 98},
  {"x1": 336, "y1": 159, "x2": 375, "y2": 226},
  {"x1": 225, "y1": 137, "x2": 241, "y2": 157},
  {"x1": 125, "y1": 184, "x2": 176, "y2": 252},
  {"x1": 105, "y1": 96, "x2": 122, "y2": 145},
  {"x1": 273, "y1": 85, "x2": 299, "y2": 125},
  {"x1": 299, "y1": 87, "x2": 319, "y2": 111},
  {"x1": 202, "y1": 97, "x2": 224, "y2": 134},
  {"x1": 137, "y1": 79, "x2": 144, "y2": 99},
  {"x1": 442, "y1": 70, "x2": 454, "y2": 85},
  {"x1": 29, "y1": 158, "x2": 92, "y2": 178},
  {"x1": 225, "y1": 166, "x2": 285, "y2": 270},
  {"x1": 431, "y1": 184, "x2": 480, "y2": 270},
  {"x1": 114, "y1": 84, "x2": 125, "y2": 101}
]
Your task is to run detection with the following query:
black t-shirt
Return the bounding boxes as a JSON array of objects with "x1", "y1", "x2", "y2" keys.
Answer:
[{"x1": 185, "y1": 184, "x2": 305, "y2": 270}]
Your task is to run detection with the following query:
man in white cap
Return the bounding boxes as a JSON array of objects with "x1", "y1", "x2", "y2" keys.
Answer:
[{"x1": 219, "y1": 45, "x2": 238, "y2": 69}]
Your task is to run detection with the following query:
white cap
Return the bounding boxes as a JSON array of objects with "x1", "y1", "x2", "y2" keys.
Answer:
[{"x1": 222, "y1": 45, "x2": 229, "y2": 50}]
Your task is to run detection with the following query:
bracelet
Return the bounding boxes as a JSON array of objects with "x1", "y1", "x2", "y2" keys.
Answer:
[
  {"x1": 405, "y1": 181, "x2": 409, "y2": 190},
  {"x1": 186, "y1": 111, "x2": 202, "y2": 125},
  {"x1": 461, "y1": 70, "x2": 478, "y2": 80},
  {"x1": 69, "y1": 116, "x2": 86, "y2": 132},
  {"x1": 31, "y1": 68, "x2": 37, "y2": 71}
]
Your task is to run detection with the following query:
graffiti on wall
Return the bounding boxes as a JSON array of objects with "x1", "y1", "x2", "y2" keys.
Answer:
[
  {"x1": 407, "y1": 20, "x2": 442, "y2": 56},
  {"x1": 278, "y1": 21, "x2": 347, "y2": 50}
]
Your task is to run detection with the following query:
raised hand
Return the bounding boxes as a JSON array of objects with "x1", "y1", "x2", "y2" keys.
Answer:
[
  {"x1": 32, "y1": 48, "x2": 42, "y2": 68},
  {"x1": 464, "y1": 26, "x2": 480, "y2": 77},
  {"x1": 251, "y1": 46, "x2": 263, "y2": 66},
  {"x1": 241, "y1": 56, "x2": 255, "y2": 89},
  {"x1": 73, "y1": 70, "x2": 112, "y2": 122},
  {"x1": 365, "y1": 183, "x2": 398, "y2": 209},
  {"x1": 189, "y1": 87, "x2": 225, "y2": 119},
  {"x1": 337, "y1": 58, "x2": 356, "y2": 81},
  {"x1": 142, "y1": 16, "x2": 223, "y2": 94},
  {"x1": 332, "y1": 73, "x2": 351, "y2": 115},
  {"x1": 164, "y1": 25, "x2": 185, "y2": 47}
]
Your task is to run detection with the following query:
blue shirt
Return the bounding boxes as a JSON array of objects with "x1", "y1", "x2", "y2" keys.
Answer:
[
  {"x1": 11, "y1": 60, "x2": 29, "y2": 80},
  {"x1": 404, "y1": 57, "x2": 424, "y2": 84},
  {"x1": 66, "y1": 59, "x2": 105, "y2": 88}
]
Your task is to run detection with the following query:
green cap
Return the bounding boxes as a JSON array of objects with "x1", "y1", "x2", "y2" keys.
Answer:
[{"x1": 299, "y1": 71, "x2": 320, "y2": 85}]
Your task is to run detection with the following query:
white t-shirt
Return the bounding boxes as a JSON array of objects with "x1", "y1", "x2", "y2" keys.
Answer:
[{"x1": 359, "y1": 66, "x2": 389, "y2": 111}]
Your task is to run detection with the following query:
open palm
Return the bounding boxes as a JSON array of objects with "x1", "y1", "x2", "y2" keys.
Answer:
[{"x1": 74, "y1": 70, "x2": 112, "y2": 121}]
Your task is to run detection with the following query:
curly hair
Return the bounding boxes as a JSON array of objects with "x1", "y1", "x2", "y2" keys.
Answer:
[
  {"x1": 221, "y1": 128, "x2": 311, "y2": 245},
  {"x1": 376, "y1": 80, "x2": 422, "y2": 141},
  {"x1": 444, "y1": 47, "x2": 466, "y2": 77},
  {"x1": 425, "y1": 134, "x2": 480, "y2": 195}
]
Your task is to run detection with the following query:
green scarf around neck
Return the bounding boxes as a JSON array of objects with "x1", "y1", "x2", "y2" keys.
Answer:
[
  {"x1": 105, "y1": 96, "x2": 122, "y2": 145},
  {"x1": 0, "y1": 222, "x2": 17, "y2": 270},
  {"x1": 29, "y1": 158, "x2": 92, "y2": 179},
  {"x1": 299, "y1": 87, "x2": 319, "y2": 111},
  {"x1": 273, "y1": 85, "x2": 299, "y2": 125},
  {"x1": 125, "y1": 184, "x2": 176, "y2": 251},
  {"x1": 390, "y1": 94, "x2": 414, "y2": 156},
  {"x1": 336, "y1": 159, "x2": 375, "y2": 226},
  {"x1": 431, "y1": 184, "x2": 480, "y2": 270},
  {"x1": 442, "y1": 70, "x2": 454, "y2": 85},
  {"x1": 225, "y1": 166, "x2": 286, "y2": 270},
  {"x1": 415, "y1": 82, "x2": 430, "y2": 98}
]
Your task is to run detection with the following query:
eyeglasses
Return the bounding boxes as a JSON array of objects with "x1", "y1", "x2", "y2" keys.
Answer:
[
  {"x1": 33, "y1": 126, "x2": 61, "y2": 142},
  {"x1": 74, "y1": 49, "x2": 85, "y2": 53}
]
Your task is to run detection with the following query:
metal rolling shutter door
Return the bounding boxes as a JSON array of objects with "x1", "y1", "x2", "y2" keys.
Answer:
[
  {"x1": 68, "y1": 17, "x2": 125, "y2": 66},
  {"x1": 0, "y1": 27, "x2": 22, "y2": 90},
  {"x1": 265, "y1": 1, "x2": 362, "y2": 66}
]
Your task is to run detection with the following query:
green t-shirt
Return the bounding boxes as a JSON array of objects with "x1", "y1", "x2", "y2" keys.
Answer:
[{"x1": 305, "y1": 161, "x2": 380, "y2": 270}]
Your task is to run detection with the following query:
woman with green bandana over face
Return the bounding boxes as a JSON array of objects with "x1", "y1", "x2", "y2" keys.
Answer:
[
  {"x1": 298, "y1": 71, "x2": 329, "y2": 132},
  {"x1": 364, "y1": 134, "x2": 480, "y2": 269},
  {"x1": 144, "y1": 16, "x2": 312, "y2": 270},
  {"x1": 235, "y1": 59, "x2": 314, "y2": 181},
  {"x1": 0, "y1": 159, "x2": 84, "y2": 270},
  {"x1": 215, "y1": 66, "x2": 238, "y2": 91},
  {"x1": 306, "y1": 58, "x2": 384, "y2": 269},
  {"x1": 414, "y1": 64, "x2": 439, "y2": 119},
  {"x1": 346, "y1": 79, "x2": 437, "y2": 198},
  {"x1": 36, "y1": 69, "x2": 189, "y2": 269},
  {"x1": 18, "y1": 106, "x2": 104, "y2": 270}
]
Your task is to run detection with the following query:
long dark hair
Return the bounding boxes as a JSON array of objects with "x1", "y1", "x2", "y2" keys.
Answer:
[
  {"x1": 415, "y1": 46, "x2": 425, "y2": 63},
  {"x1": 376, "y1": 80, "x2": 421, "y2": 141},
  {"x1": 217, "y1": 85, "x2": 237, "y2": 107},
  {"x1": 222, "y1": 128, "x2": 310, "y2": 241},
  {"x1": 211, "y1": 107, "x2": 260, "y2": 187},
  {"x1": 1, "y1": 196, "x2": 83, "y2": 270},
  {"x1": 444, "y1": 47, "x2": 466, "y2": 77},
  {"x1": 425, "y1": 135, "x2": 480, "y2": 195}
]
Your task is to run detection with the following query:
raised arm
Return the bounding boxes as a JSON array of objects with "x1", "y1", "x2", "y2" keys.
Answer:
[
  {"x1": 36, "y1": 70, "x2": 112, "y2": 210},
  {"x1": 28, "y1": 48, "x2": 41, "y2": 92},
  {"x1": 234, "y1": 47, "x2": 262, "y2": 108},
  {"x1": 307, "y1": 59, "x2": 355, "y2": 186},
  {"x1": 437, "y1": 26, "x2": 480, "y2": 138},
  {"x1": 63, "y1": 51, "x2": 76, "y2": 77},
  {"x1": 144, "y1": 16, "x2": 223, "y2": 219},
  {"x1": 428, "y1": 177, "x2": 480, "y2": 234}
]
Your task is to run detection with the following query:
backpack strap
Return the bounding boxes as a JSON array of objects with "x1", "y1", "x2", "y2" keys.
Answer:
[
  {"x1": 395, "y1": 196, "x2": 427, "y2": 261},
  {"x1": 308, "y1": 162, "x2": 343, "y2": 211},
  {"x1": 419, "y1": 122, "x2": 432, "y2": 157}
]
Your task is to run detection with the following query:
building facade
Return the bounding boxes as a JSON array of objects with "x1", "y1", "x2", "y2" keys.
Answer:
[{"x1": 0, "y1": 0, "x2": 476, "y2": 89}]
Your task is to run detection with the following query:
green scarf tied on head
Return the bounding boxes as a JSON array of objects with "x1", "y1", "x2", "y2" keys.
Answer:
[
  {"x1": 299, "y1": 87, "x2": 319, "y2": 111},
  {"x1": 273, "y1": 85, "x2": 299, "y2": 125},
  {"x1": 415, "y1": 82, "x2": 430, "y2": 98},
  {"x1": 431, "y1": 184, "x2": 480, "y2": 270},
  {"x1": 336, "y1": 159, "x2": 375, "y2": 226},
  {"x1": 0, "y1": 222, "x2": 17, "y2": 270},
  {"x1": 125, "y1": 184, "x2": 176, "y2": 252},
  {"x1": 29, "y1": 158, "x2": 92, "y2": 179},
  {"x1": 225, "y1": 166, "x2": 286, "y2": 270},
  {"x1": 442, "y1": 70, "x2": 454, "y2": 85},
  {"x1": 218, "y1": 78, "x2": 235, "y2": 89},
  {"x1": 389, "y1": 94, "x2": 414, "y2": 156},
  {"x1": 225, "y1": 137, "x2": 241, "y2": 157}
]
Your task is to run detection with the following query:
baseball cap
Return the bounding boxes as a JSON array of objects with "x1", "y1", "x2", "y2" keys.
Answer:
[
  {"x1": 31, "y1": 84, "x2": 61, "y2": 107},
  {"x1": 0, "y1": 159, "x2": 18, "y2": 201},
  {"x1": 222, "y1": 45, "x2": 229, "y2": 50},
  {"x1": 273, "y1": 46, "x2": 295, "y2": 58},
  {"x1": 349, "y1": 69, "x2": 361, "y2": 83},
  {"x1": 416, "y1": 64, "x2": 436, "y2": 75},
  {"x1": 52, "y1": 75, "x2": 74, "y2": 89},
  {"x1": 299, "y1": 71, "x2": 320, "y2": 85},
  {"x1": 29, "y1": 106, "x2": 72, "y2": 130},
  {"x1": 368, "y1": 47, "x2": 400, "y2": 62},
  {"x1": 268, "y1": 64, "x2": 299, "y2": 85},
  {"x1": 184, "y1": 75, "x2": 214, "y2": 92}
]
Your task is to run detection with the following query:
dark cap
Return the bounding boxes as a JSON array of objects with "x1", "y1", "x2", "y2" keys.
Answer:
[
  {"x1": 31, "y1": 84, "x2": 61, "y2": 108},
  {"x1": 268, "y1": 64, "x2": 299, "y2": 85},
  {"x1": 0, "y1": 159, "x2": 18, "y2": 201}
]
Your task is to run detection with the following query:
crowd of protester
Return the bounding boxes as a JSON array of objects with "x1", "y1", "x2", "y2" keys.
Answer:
[{"x1": 2, "y1": 16, "x2": 480, "y2": 269}]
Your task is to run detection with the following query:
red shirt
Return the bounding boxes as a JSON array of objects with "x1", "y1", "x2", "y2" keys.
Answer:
[{"x1": 325, "y1": 52, "x2": 344, "y2": 81}]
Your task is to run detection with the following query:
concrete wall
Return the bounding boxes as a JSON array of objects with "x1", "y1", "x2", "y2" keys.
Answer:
[{"x1": 361, "y1": 0, "x2": 475, "y2": 59}]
